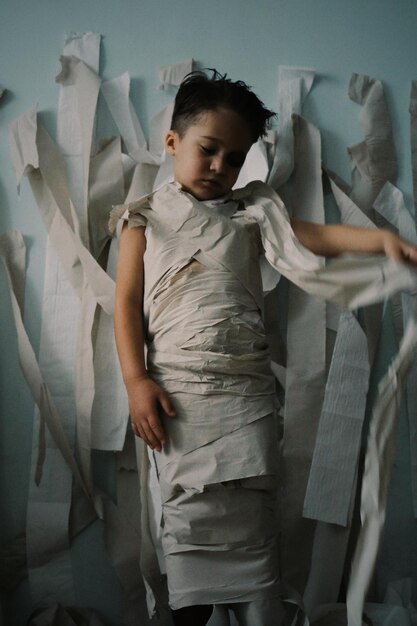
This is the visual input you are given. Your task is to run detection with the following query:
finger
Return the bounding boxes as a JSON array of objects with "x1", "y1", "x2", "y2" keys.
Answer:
[
  {"x1": 159, "y1": 393, "x2": 176, "y2": 417},
  {"x1": 130, "y1": 417, "x2": 155, "y2": 448},
  {"x1": 143, "y1": 417, "x2": 166, "y2": 451},
  {"x1": 131, "y1": 421, "x2": 144, "y2": 441},
  {"x1": 405, "y1": 247, "x2": 417, "y2": 264},
  {"x1": 130, "y1": 419, "x2": 141, "y2": 437},
  {"x1": 148, "y1": 418, "x2": 167, "y2": 448},
  {"x1": 137, "y1": 423, "x2": 159, "y2": 449},
  {"x1": 386, "y1": 245, "x2": 403, "y2": 263}
]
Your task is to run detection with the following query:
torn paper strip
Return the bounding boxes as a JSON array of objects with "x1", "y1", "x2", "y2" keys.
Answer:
[
  {"x1": 374, "y1": 182, "x2": 417, "y2": 518},
  {"x1": 409, "y1": 82, "x2": 417, "y2": 223},
  {"x1": 280, "y1": 114, "x2": 326, "y2": 593},
  {"x1": 0, "y1": 231, "x2": 91, "y2": 607},
  {"x1": 267, "y1": 65, "x2": 315, "y2": 189},
  {"x1": 347, "y1": 312, "x2": 417, "y2": 626},
  {"x1": 303, "y1": 311, "x2": 369, "y2": 526},
  {"x1": 101, "y1": 73, "x2": 157, "y2": 165},
  {"x1": 158, "y1": 59, "x2": 193, "y2": 90},
  {"x1": 348, "y1": 73, "x2": 397, "y2": 219}
]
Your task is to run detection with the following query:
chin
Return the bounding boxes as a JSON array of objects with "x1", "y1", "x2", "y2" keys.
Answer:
[
  {"x1": 180, "y1": 180, "x2": 227, "y2": 201},
  {"x1": 198, "y1": 190, "x2": 220, "y2": 200},
  {"x1": 198, "y1": 184, "x2": 227, "y2": 200}
]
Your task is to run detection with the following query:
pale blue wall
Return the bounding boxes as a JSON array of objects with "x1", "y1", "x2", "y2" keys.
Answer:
[{"x1": 1, "y1": 1, "x2": 417, "y2": 625}]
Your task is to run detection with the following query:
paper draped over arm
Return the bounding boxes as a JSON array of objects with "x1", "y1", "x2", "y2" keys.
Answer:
[{"x1": 111, "y1": 179, "x2": 417, "y2": 312}]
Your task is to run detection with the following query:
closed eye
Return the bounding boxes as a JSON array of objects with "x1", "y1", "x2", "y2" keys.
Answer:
[
  {"x1": 200, "y1": 145, "x2": 247, "y2": 167},
  {"x1": 200, "y1": 145, "x2": 215, "y2": 155}
]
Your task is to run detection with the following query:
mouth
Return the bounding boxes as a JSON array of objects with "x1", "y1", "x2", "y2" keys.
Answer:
[{"x1": 201, "y1": 179, "x2": 222, "y2": 188}]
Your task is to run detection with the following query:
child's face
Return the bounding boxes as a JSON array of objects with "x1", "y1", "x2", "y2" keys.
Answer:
[{"x1": 165, "y1": 107, "x2": 253, "y2": 201}]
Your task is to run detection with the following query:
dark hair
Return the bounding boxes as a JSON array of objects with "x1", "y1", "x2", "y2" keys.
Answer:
[{"x1": 171, "y1": 69, "x2": 276, "y2": 143}]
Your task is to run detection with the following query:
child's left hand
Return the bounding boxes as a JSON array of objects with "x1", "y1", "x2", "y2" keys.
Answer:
[
  {"x1": 382, "y1": 230, "x2": 417, "y2": 265},
  {"x1": 292, "y1": 219, "x2": 417, "y2": 263}
]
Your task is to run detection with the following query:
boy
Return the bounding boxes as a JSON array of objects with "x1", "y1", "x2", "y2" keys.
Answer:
[{"x1": 114, "y1": 71, "x2": 417, "y2": 626}]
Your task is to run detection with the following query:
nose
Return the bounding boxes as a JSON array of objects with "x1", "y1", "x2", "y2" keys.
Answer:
[{"x1": 210, "y1": 155, "x2": 227, "y2": 175}]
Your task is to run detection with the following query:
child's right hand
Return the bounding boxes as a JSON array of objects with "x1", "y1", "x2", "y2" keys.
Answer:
[{"x1": 126, "y1": 376, "x2": 176, "y2": 452}]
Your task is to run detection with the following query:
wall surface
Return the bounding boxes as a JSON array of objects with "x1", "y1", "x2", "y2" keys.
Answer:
[{"x1": 1, "y1": 2, "x2": 417, "y2": 625}]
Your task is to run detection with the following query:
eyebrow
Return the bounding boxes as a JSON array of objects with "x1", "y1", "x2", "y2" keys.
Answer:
[
  {"x1": 200, "y1": 135, "x2": 247, "y2": 153},
  {"x1": 200, "y1": 135, "x2": 222, "y2": 142}
]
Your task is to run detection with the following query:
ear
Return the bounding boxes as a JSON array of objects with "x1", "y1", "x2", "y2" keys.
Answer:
[{"x1": 165, "y1": 130, "x2": 178, "y2": 156}]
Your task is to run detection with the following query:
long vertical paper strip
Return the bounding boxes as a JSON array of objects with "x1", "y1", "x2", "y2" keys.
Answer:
[
  {"x1": 88, "y1": 136, "x2": 125, "y2": 258},
  {"x1": 268, "y1": 72, "x2": 316, "y2": 595},
  {"x1": 125, "y1": 162, "x2": 159, "y2": 202},
  {"x1": 101, "y1": 71, "x2": 170, "y2": 193},
  {"x1": 303, "y1": 177, "x2": 387, "y2": 616},
  {"x1": 74, "y1": 286, "x2": 98, "y2": 495},
  {"x1": 102, "y1": 433, "x2": 154, "y2": 626},
  {"x1": 281, "y1": 115, "x2": 326, "y2": 593},
  {"x1": 0, "y1": 231, "x2": 90, "y2": 606},
  {"x1": 101, "y1": 73, "x2": 157, "y2": 165},
  {"x1": 89, "y1": 138, "x2": 129, "y2": 452},
  {"x1": 328, "y1": 173, "x2": 376, "y2": 230},
  {"x1": 8, "y1": 104, "x2": 39, "y2": 190},
  {"x1": 302, "y1": 522, "x2": 351, "y2": 618},
  {"x1": 56, "y1": 32, "x2": 101, "y2": 239},
  {"x1": 31, "y1": 126, "x2": 115, "y2": 311},
  {"x1": 346, "y1": 312, "x2": 417, "y2": 626},
  {"x1": 26, "y1": 241, "x2": 79, "y2": 605},
  {"x1": 328, "y1": 173, "x2": 382, "y2": 364},
  {"x1": 374, "y1": 182, "x2": 417, "y2": 517},
  {"x1": 90, "y1": 244, "x2": 129, "y2": 452},
  {"x1": 55, "y1": 36, "x2": 102, "y2": 500},
  {"x1": 348, "y1": 73, "x2": 397, "y2": 219},
  {"x1": 136, "y1": 439, "x2": 172, "y2": 623},
  {"x1": 410, "y1": 82, "x2": 417, "y2": 225},
  {"x1": 347, "y1": 74, "x2": 396, "y2": 369},
  {"x1": 303, "y1": 311, "x2": 369, "y2": 527},
  {"x1": 401, "y1": 292, "x2": 417, "y2": 518},
  {"x1": 303, "y1": 174, "x2": 377, "y2": 528},
  {"x1": 267, "y1": 65, "x2": 315, "y2": 190},
  {"x1": 299, "y1": 180, "x2": 369, "y2": 615},
  {"x1": 303, "y1": 176, "x2": 376, "y2": 531},
  {"x1": 302, "y1": 176, "x2": 378, "y2": 605},
  {"x1": 65, "y1": 56, "x2": 101, "y2": 235},
  {"x1": 0, "y1": 232, "x2": 88, "y2": 492},
  {"x1": 17, "y1": 104, "x2": 83, "y2": 602}
]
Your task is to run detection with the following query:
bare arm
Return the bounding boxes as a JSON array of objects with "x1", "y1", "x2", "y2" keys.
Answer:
[
  {"x1": 291, "y1": 219, "x2": 417, "y2": 264},
  {"x1": 114, "y1": 223, "x2": 175, "y2": 451}
]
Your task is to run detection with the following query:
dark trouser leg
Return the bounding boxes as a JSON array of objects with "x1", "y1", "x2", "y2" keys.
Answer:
[{"x1": 171, "y1": 604, "x2": 214, "y2": 626}]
